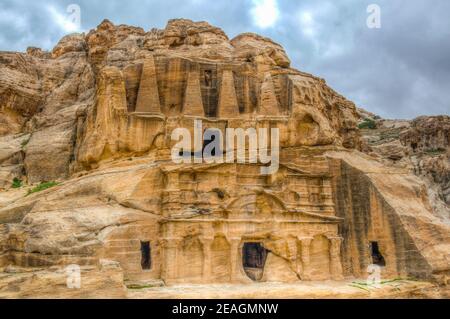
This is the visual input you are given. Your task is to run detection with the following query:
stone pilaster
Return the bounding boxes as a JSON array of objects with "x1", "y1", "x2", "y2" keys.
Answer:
[
  {"x1": 285, "y1": 237, "x2": 299, "y2": 273},
  {"x1": 166, "y1": 172, "x2": 179, "y2": 191},
  {"x1": 298, "y1": 237, "x2": 313, "y2": 280},
  {"x1": 329, "y1": 237, "x2": 344, "y2": 280},
  {"x1": 160, "y1": 238, "x2": 181, "y2": 283},
  {"x1": 199, "y1": 237, "x2": 214, "y2": 283},
  {"x1": 229, "y1": 238, "x2": 251, "y2": 283}
]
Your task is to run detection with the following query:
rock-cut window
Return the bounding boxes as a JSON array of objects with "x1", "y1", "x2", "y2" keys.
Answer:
[{"x1": 140, "y1": 241, "x2": 152, "y2": 270}]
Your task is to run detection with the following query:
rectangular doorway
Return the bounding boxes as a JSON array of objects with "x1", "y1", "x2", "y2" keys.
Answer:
[{"x1": 140, "y1": 241, "x2": 152, "y2": 270}]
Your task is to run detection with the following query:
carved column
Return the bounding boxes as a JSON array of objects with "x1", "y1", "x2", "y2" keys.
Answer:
[
  {"x1": 163, "y1": 173, "x2": 180, "y2": 217},
  {"x1": 229, "y1": 238, "x2": 240, "y2": 282},
  {"x1": 229, "y1": 238, "x2": 249, "y2": 283},
  {"x1": 298, "y1": 237, "x2": 313, "y2": 281},
  {"x1": 161, "y1": 238, "x2": 181, "y2": 283},
  {"x1": 166, "y1": 172, "x2": 179, "y2": 190},
  {"x1": 286, "y1": 237, "x2": 299, "y2": 273},
  {"x1": 329, "y1": 237, "x2": 344, "y2": 280},
  {"x1": 199, "y1": 237, "x2": 214, "y2": 283}
]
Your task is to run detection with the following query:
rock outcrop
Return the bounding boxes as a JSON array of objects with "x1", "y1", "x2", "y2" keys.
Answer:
[
  {"x1": 359, "y1": 113, "x2": 450, "y2": 211},
  {"x1": 0, "y1": 19, "x2": 448, "y2": 298}
]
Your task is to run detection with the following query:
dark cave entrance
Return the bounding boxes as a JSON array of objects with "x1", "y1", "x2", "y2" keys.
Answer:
[
  {"x1": 140, "y1": 241, "x2": 152, "y2": 270},
  {"x1": 370, "y1": 242, "x2": 386, "y2": 267},
  {"x1": 242, "y1": 243, "x2": 268, "y2": 281}
]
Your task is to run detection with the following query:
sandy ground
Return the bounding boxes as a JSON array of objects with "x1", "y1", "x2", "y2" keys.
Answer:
[
  {"x1": 0, "y1": 265, "x2": 445, "y2": 298},
  {"x1": 127, "y1": 279, "x2": 436, "y2": 299}
]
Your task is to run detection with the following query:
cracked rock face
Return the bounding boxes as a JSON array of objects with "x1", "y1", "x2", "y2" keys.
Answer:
[{"x1": 0, "y1": 19, "x2": 449, "y2": 298}]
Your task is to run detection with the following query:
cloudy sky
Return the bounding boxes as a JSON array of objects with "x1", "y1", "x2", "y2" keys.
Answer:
[{"x1": 1, "y1": 0, "x2": 449, "y2": 119}]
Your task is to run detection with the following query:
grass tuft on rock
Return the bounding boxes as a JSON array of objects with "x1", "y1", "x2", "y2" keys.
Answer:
[
  {"x1": 27, "y1": 181, "x2": 58, "y2": 195},
  {"x1": 12, "y1": 178, "x2": 23, "y2": 189},
  {"x1": 424, "y1": 148, "x2": 446, "y2": 156},
  {"x1": 358, "y1": 118, "x2": 377, "y2": 130},
  {"x1": 21, "y1": 138, "x2": 30, "y2": 148}
]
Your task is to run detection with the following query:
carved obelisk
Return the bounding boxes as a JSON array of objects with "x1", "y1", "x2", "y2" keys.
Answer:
[
  {"x1": 183, "y1": 67, "x2": 205, "y2": 117},
  {"x1": 259, "y1": 73, "x2": 280, "y2": 116},
  {"x1": 217, "y1": 70, "x2": 240, "y2": 118},
  {"x1": 135, "y1": 56, "x2": 162, "y2": 114}
]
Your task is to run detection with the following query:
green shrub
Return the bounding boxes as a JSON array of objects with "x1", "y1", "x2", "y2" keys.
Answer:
[
  {"x1": 425, "y1": 148, "x2": 445, "y2": 156},
  {"x1": 27, "y1": 181, "x2": 58, "y2": 195},
  {"x1": 358, "y1": 118, "x2": 377, "y2": 130},
  {"x1": 12, "y1": 178, "x2": 23, "y2": 189},
  {"x1": 21, "y1": 138, "x2": 30, "y2": 148}
]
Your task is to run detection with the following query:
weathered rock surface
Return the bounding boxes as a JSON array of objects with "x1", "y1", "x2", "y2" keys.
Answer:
[
  {"x1": 0, "y1": 19, "x2": 448, "y2": 298},
  {"x1": 127, "y1": 280, "x2": 447, "y2": 299},
  {"x1": 0, "y1": 260, "x2": 126, "y2": 299},
  {"x1": 359, "y1": 114, "x2": 450, "y2": 210}
]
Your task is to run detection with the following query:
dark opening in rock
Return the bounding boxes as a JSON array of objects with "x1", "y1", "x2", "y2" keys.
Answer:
[
  {"x1": 242, "y1": 243, "x2": 268, "y2": 281},
  {"x1": 141, "y1": 241, "x2": 151, "y2": 270},
  {"x1": 370, "y1": 241, "x2": 386, "y2": 266}
]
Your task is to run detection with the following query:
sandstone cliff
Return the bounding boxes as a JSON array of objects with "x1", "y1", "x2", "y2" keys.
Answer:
[
  {"x1": 358, "y1": 113, "x2": 449, "y2": 213},
  {"x1": 0, "y1": 19, "x2": 448, "y2": 298}
]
